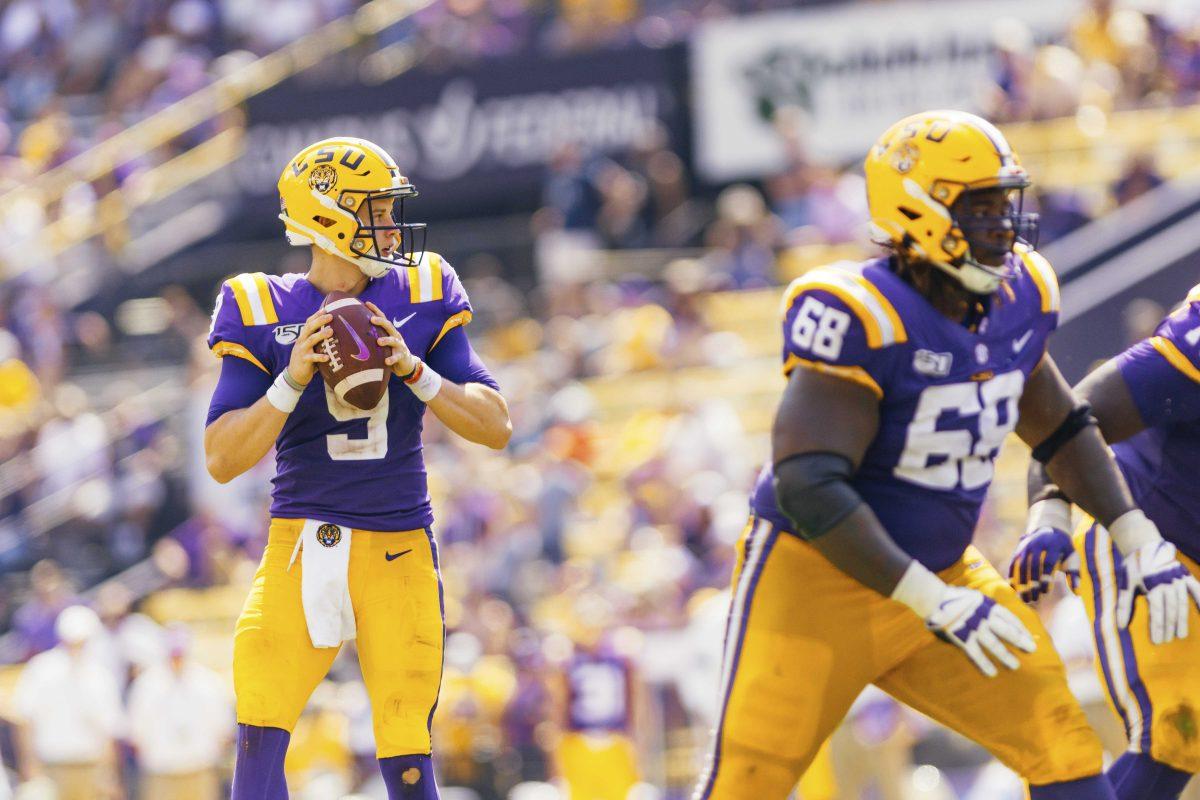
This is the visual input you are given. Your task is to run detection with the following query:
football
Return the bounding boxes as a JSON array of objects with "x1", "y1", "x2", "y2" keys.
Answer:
[{"x1": 315, "y1": 291, "x2": 389, "y2": 410}]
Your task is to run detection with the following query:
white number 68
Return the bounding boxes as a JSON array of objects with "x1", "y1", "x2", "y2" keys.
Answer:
[{"x1": 791, "y1": 296, "x2": 851, "y2": 360}]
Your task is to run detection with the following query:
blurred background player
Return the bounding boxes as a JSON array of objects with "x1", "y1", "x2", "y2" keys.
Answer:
[
  {"x1": 695, "y1": 110, "x2": 1196, "y2": 800},
  {"x1": 550, "y1": 606, "x2": 642, "y2": 800},
  {"x1": 204, "y1": 136, "x2": 511, "y2": 799},
  {"x1": 1012, "y1": 284, "x2": 1200, "y2": 799}
]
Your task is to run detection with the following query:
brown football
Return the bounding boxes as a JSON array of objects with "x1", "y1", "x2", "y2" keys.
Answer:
[{"x1": 315, "y1": 291, "x2": 389, "y2": 410}]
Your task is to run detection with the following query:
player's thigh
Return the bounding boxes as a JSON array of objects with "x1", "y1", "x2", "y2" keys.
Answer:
[
  {"x1": 1077, "y1": 523, "x2": 1200, "y2": 773},
  {"x1": 876, "y1": 548, "x2": 1104, "y2": 785},
  {"x1": 696, "y1": 519, "x2": 888, "y2": 800},
  {"x1": 234, "y1": 518, "x2": 340, "y2": 730},
  {"x1": 352, "y1": 527, "x2": 445, "y2": 758}
]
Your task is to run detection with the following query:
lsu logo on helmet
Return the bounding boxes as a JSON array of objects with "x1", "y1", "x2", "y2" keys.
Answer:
[
  {"x1": 277, "y1": 137, "x2": 426, "y2": 279},
  {"x1": 864, "y1": 110, "x2": 1039, "y2": 295}
]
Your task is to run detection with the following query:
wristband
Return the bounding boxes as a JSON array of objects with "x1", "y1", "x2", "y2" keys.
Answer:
[
  {"x1": 890, "y1": 560, "x2": 946, "y2": 619},
  {"x1": 266, "y1": 370, "x2": 303, "y2": 413},
  {"x1": 403, "y1": 359, "x2": 443, "y2": 403},
  {"x1": 1027, "y1": 498, "x2": 1072, "y2": 535},
  {"x1": 1107, "y1": 508, "x2": 1161, "y2": 556},
  {"x1": 280, "y1": 367, "x2": 306, "y2": 392}
]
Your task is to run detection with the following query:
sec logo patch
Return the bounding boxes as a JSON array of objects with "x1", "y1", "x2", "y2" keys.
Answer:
[{"x1": 316, "y1": 523, "x2": 342, "y2": 548}]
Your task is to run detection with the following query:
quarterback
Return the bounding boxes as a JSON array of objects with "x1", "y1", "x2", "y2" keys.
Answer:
[
  {"x1": 1013, "y1": 289, "x2": 1200, "y2": 798},
  {"x1": 694, "y1": 111, "x2": 1197, "y2": 799},
  {"x1": 204, "y1": 137, "x2": 511, "y2": 799}
]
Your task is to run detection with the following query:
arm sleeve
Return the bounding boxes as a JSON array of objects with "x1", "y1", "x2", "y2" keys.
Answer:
[
  {"x1": 1116, "y1": 300, "x2": 1200, "y2": 426},
  {"x1": 425, "y1": 325, "x2": 500, "y2": 392},
  {"x1": 206, "y1": 354, "x2": 273, "y2": 427}
]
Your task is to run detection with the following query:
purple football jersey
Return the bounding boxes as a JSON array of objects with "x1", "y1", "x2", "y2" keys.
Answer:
[
  {"x1": 751, "y1": 248, "x2": 1060, "y2": 571},
  {"x1": 565, "y1": 652, "x2": 632, "y2": 733},
  {"x1": 207, "y1": 253, "x2": 473, "y2": 531},
  {"x1": 1113, "y1": 289, "x2": 1200, "y2": 563}
]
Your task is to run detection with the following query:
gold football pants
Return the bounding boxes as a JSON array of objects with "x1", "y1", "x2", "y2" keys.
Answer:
[{"x1": 234, "y1": 518, "x2": 445, "y2": 758}]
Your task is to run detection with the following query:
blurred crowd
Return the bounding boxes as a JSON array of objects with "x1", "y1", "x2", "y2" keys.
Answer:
[{"x1": 0, "y1": 0, "x2": 1199, "y2": 798}]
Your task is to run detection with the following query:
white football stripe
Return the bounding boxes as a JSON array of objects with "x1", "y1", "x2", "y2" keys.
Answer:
[
  {"x1": 324, "y1": 297, "x2": 362, "y2": 313},
  {"x1": 236, "y1": 273, "x2": 268, "y2": 325}
]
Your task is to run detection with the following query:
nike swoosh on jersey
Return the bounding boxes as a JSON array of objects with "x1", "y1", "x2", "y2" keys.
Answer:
[
  {"x1": 1012, "y1": 330, "x2": 1034, "y2": 353},
  {"x1": 385, "y1": 549, "x2": 412, "y2": 561},
  {"x1": 339, "y1": 316, "x2": 371, "y2": 361},
  {"x1": 392, "y1": 312, "x2": 416, "y2": 329}
]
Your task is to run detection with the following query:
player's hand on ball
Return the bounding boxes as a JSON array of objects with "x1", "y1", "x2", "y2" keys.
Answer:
[
  {"x1": 1008, "y1": 527, "x2": 1080, "y2": 603},
  {"x1": 287, "y1": 311, "x2": 333, "y2": 385},
  {"x1": 926, "y1": 586, "x2": 1037, "y2": 677},
  {"x1": 1117, "y1": 539, "x2": 1200, "y2": 644},
  {"x1": 365, "y1": 300, "x2": 417, "y2": 377}
]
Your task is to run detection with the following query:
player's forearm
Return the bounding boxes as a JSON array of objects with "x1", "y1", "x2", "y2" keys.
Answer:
[
  {"x1": 425, "y1": 381, "x2": 512, "y2": 449},
  {"x1": 204, "y1": 397, "x2": 288, "y2": 483},
  {"x1": 1043, "y1": 425, "x2": 1135, "y2": 529},
  {"x1": 806, "y1": 505, "x2": 915, "y2": 597}
]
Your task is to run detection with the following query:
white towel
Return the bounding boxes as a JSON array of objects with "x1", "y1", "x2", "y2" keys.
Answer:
[{"x1": 288, "y1": 520, "x2": 356, "y2": 648}]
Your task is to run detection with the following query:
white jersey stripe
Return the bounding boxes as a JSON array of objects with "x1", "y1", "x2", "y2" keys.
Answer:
[
  {"x1": 236, "y1": 273, "x2": 268, "y2": 325},
  {"x1": 808, "y1": 268, "x2": 899, "y2": 346}
]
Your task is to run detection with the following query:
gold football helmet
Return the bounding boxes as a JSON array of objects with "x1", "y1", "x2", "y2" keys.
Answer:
[
  {"x1": 864, "y1": 110, "x2": 1037, "y2": 294},
  {"x1": 277, "y1": 137, "x2": 425, "y2": 278}
]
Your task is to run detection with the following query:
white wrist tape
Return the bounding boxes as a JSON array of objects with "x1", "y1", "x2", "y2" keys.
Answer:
[
  {"x1": 266, "y1": 370, "x2": 303, "y2": 413},
  {"x1": 1027, "y1": 498, "x2": 1072, "y2": 534},
  {"x1": 404, "y1": 360, "x2": 443, "y2": 403},
  {"x1": 1108, "y1": 509, "x2": 1162, "y2": 556},
  {"x1": 891, "y1": 560, "x2": 947, "y2": 619}
]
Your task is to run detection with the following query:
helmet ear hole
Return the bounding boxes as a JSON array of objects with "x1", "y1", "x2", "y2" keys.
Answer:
[
  {"x1": 898, "y1": 207, "x2": 921, "y2": 220},
  {"x1": 313, "y1": 215, "x2": 336, "y2": 229}
]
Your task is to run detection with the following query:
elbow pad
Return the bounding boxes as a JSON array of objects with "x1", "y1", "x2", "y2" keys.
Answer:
[
  {"x1": 1031, "y1": 403, "x2": 1096, "y2": 464},
  {"x1": 772, "y1": 452, "x2": 863, "y2": 540}
]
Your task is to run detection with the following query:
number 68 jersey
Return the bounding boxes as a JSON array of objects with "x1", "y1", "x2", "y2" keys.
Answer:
[
  {"x1": 751, "y1": 246, "x2": 1061, "y2": 571},
  {"x1": 206, "y1": 252, "x2": 481, "y2": 532}
]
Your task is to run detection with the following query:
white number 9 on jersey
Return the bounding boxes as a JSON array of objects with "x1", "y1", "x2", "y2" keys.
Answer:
[{"x1": 791, "y1": 296, "x2": 852, "y2": 360}]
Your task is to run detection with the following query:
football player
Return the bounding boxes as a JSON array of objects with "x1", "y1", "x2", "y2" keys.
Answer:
[
  {"x1": 694, "y1": 110, "x2": 1197, "y2": 800},
  {"x1": 204, "y1": 137, "x2": 512, "y2": 800},
  {"x1": 1011, "y1": 290, "x2": 1200, "y2": 799}
]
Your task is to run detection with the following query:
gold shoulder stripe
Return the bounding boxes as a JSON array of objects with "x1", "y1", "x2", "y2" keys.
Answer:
[
  {"x1": 251, "y1": 273, "x2": 278, "y2": 325},
  {"x1": 211, "y1": 341, "x2": 268, "y2": 373},
  {"x1": 407, "y1": 253, "x2": 445, "y2": 304},
  {"x1": 1018, "y1": 248, "x2": 1060, "y2": 314},
  {"x1": 430, "y1": 310, "x2": 473, "y2": 351},
  {"x1": 782, "y1": 269, "x2": 906, "y2": 348},
  {"x1": 226, "y1": 273, "x2": 278, "y2": 326},
  {"x1": 782, "y1": 354, "x2": 883, "y2": 398},
  {"x1": 1150, "y1": 336, "x2": 1200, "y2": 384},
  {"x1": 428, "y1": 253, "x2": 444, "y2": 302}
]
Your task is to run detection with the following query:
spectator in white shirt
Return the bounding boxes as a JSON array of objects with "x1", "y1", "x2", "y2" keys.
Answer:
[
  {"x1": 128, "y1": 624, "x2": 233, "y2": 800},
  {"x1": 11, "y1": 604, "x2": 124, "y2": 800}
]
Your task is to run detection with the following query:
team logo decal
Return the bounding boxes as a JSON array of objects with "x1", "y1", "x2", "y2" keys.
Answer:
[
  {"x1": 309, "y1": 164, "x2": 338, "y2": 194},
  {"x1": 913, "y1": 349, "x2": 952, "y2": 377},
  {"x1": 891, "y1": 142, "x2": 919, "y2": 174},
  {"x1": 273, "y1": 323, "x2": 303, "y2": 344},
  {"x1": 316, "y1": 523, "x2": 342, "y2": 548}
]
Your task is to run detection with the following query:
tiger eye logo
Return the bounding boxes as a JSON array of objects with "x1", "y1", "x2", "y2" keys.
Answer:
[
  {"x1": 892, "y1": 142, "x2": 919, "y2": 174},
  {"x1": 316, "y1": 523, "x2": 342, "y2": 548},
  {"x1": 309, "y1": 164, "x2": 338, "y2": 194}
]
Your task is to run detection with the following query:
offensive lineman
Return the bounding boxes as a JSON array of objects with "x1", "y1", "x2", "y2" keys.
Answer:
[{"x1": 694, "y1": 111, "x2": 1197, "y2": 799}]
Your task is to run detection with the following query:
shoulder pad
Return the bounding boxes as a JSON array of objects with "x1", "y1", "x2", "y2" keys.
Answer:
[
  {"x1": 223, "y1": 272, "x2": 280, "y2": 326},
  {"x1": 405, "y1": 251, "x2": 447, "y2": 304},
  {"x1": 781, "y1": 264, "x2": 907, "y2": 349},
  {"x1": 1015, "y1": 246, "x2": 1060, "y2": 315}
]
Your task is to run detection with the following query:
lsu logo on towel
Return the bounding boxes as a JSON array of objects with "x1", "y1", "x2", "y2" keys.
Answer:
[{"x1": 317, "y1": 524, "x2": 342, "y2": 547}]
